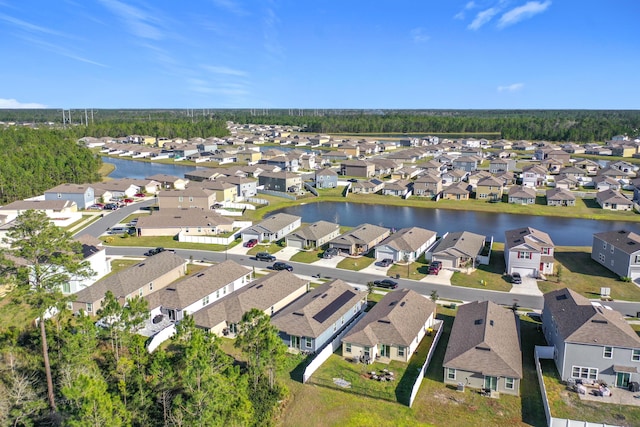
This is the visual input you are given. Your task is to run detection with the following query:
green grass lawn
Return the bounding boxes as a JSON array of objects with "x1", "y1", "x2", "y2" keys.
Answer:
[
  {"x1": 247, "y1": 241, "x2": 284, "y2": 255},
  {"x1": 541, "y1": 360, "x2": 640, "y2": 425},
  {"x1": 388, "y1": 255, "x2": 429, "y2": 280},
  {"x1": 289, "y1": 249, "x2": 324, "y2": 263},
  {"x1": 337, "y1": 255, "x2": 375, "y2": 271},
  {"x1": 449, "y1": 244, "x2": 513, "y2": 292},
  {"x1": 101, "y1": 234, "x2": 240, "y2": 252}
]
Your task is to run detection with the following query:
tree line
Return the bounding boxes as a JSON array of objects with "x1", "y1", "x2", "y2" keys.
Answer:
[{"x1": 0, "y1": 211, "x2": 289, "y2": 426}]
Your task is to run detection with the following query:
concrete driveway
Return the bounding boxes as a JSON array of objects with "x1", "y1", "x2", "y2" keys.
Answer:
[
  {"x1": 419, "y1": 269, "x2": 454, "y2": 286},
  {"x1": 509, "y1": 276, "x2": 542, "y2": 296},
  {"x1": 311, "y1": 255, "x2": 344, "y2": 268},
  {"x1": 273, "y1": 246, "x2": 300, "y2": 261}
]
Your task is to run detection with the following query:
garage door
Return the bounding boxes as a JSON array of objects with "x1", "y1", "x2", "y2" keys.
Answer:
[
  {"x1": 287, "y1": 238, "x2": 304, "y2": 249},
  {"x1": 512, "y1": 267, "x2": 536, "y2": 278},
  {"x1": 376, "y1": 249, "x2": 395, "y2": 261}
]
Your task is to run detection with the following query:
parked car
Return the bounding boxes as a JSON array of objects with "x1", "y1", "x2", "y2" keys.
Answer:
[
  {"x1": 379, "y1": 258, "x2": 393, "y2": 267},
  {"x1": 104, "y1": 203, "x2": 119, "y2": 210},
  {"x1": 88, "y1": 204, "x2": 104, "y2": 210},
  {"x1": 511, "y1": 272, "x2": 522, "y2": 284},
  {"x1": 347, "y1": 178, "x2": 358, "y2": 183},
  {"x1": 144, "y1": 247, "x2": 166, "y2": 256},
  {"x1": 244, "y1": 239, "x2": 258, "y2": 248},
  {"x1": 323, "y1": 247, "x2": 339, "y2": 259},
  {"x1": 428, "y1": 261, "x2": 442, "y2": 275},
  {"x1": 255, "y1": 252, "x2": 276, "y2": 262},
  {"x1": 272, "y1": 262, "x2": 293, "y2": 272},
  {"x1": 123, "y1": 198, "x2": 134, "y2": 204},
  {"x1": 373, "y1": 279, "x2": 398, "y2": 289},
  {"x1": 134, "y1": 193, "x2": 146, "y2": 198}
]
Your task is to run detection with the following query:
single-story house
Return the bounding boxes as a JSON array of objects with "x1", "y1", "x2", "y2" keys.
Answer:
[
  {"x1": 329, "y1": 223, "x2": 390, "y2": 256},
  {"x1": 431, "y1": 231, "x2": 488, "y2": 269},
  {"x1": 546, "y1": 188, "x2": 576, "y2": 207},
  {"x1": 135, "y1": 208, "x2": 235, "y2": 237},
  {"x1": 596, "y1": 189, "x2": 633, "y2": 211},
  {"x1": 285, "y1": 220, "x2": 341, "y2": 249},
  {"x1": 374, "y1": 226, "x2": 437, "y2": 263},
  {"x1": 241, "y1": 213, "x2": 301, "y2": 244},
  {"x1": 508, "y1": 186, "x2": 537, "y2": 205}
]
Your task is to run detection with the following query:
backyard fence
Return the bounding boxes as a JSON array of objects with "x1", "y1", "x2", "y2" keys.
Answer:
[
  {"x1": 408, "y1": 319, "x2": 444, "y2": 408},
  {"x1": 302, "y1": 310, "x2": 366, "y2": 383},
  {"x1": 534, "y1": 346, "x2": 621, "y2": 427},
  {"x1": 146, "y1": 324, "x2": 176, "y2": 353}
]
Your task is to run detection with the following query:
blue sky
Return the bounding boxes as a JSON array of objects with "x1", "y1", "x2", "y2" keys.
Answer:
[{"x1": 0, "y1": 0, "x2": 638, "y2": 109}]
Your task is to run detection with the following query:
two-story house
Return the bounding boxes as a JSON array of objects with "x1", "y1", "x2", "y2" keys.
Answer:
[
  {"x1": 504, "y1": 227, "x2": 555, "y2": 278},
  {"x1": 542, "y1": 288, "x2": 640, "y2": 389},
  {"x1": 591, "y1": 230, "x2": 640, "y2": 279},
  {"x1": 157, "y1": 187, "x2": 217, "y2": 210},
  {"x1": 44, "y1": 184, "x2": 95, "y2": 210},
  {"x1": 314, "y1": 168, "x2": 339, "y2": 189},
  {"x1": 475, "y1": 176, "x2": 504, "y2": 201},
  {"x1": 340, "y1": 160, "x2": 375, "y2": 178}
]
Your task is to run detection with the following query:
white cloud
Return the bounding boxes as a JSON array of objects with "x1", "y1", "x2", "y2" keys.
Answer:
[
  {"x1": 0, "y1": 98, "x2": 47, "y2": 108},
  {"x1": 454, "y1": 1, "x2": 476, "y2": 20},
  {"x1": 410, "y1": 28, "x2": 430, "y2": 43},
  {"x1": 498, "y1": 1, "x2": 552, "y2": 28},
  {"x1": 203, "y1": 65, "x2": 248, "y2": 77},
  {"x1": 98, "y1": 0, "x2": 165, "y2": 40},
  {"x1": 210, "y1": 0, "x2": 248, "y2": 16},
  {"x1": 497, "y1": 83, "x2": 524, "y2": 92},
  {"x1": 468, "y1": 7, "x2": 500, "y2": 30},
  {"x1": 0, "y1": 13, "x2": 68, "y2": 37}
]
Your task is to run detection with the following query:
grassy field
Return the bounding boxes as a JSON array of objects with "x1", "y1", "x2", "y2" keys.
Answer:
[
  {"x1": 290, "y1": 248, "x2": 324, "y2": 263},
  {"x1": 101, "y1": 234, "x2": 242, "y2": 252},
  {"x1": 337, "y1": 254, "x2": 375, "y2": 271}
]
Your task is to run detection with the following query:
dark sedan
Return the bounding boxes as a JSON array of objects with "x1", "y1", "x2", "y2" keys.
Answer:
[{"x1": 373, "y1": 279, "x2": 398, "y2": 289}]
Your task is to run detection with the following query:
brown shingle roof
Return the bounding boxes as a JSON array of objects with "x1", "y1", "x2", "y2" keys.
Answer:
[
  {"x1": 271, "y1": 279, "x2": 366, "y2": 338},
  {"x1": 443, "y1": 301, "x2": 522, "y2": 379},
  {"x1": 342, "y1": 289, "x2": 436, "y2": 347}
]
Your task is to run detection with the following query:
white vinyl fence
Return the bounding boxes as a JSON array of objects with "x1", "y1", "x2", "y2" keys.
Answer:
[
  {"x1": 408, "y1": 319, "x2": 444, "y2": 407},
  {"x1": 146, "y1": 324, "x2": 176, "y2": 353}
]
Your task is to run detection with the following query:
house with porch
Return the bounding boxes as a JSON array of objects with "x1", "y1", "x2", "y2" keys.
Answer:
[
  {"x1": 271, "y1": 279, "x2": 367, "y2": 353},
  {"x1": 504, "y1": 227, "x2": 555, "y2": 278},
  {"x1": 329, "y1": 223, "x2": 390, "y2": 256},
  {"x1": 374, "y1": 226, "x2": 437, "y2": 263},
  {"x1": 508, "y1": 186, "x2": 537, "y2": 205},
  {"x1": 412, "y1": 174, "x2": 442, "y2": 198},
  {"x1": 285, "y1": 220, "x2": 340, "y2": 249},
  {"x1": 542, "y1": 288, "x2": 640, "y2": 389},
  {"x1": 192, "y1": 271, "x2": 309, "y2": 336},
  {"x1": 546, "y1": 188, "x2": 576, "y2": 207},
  {"x1": 443, "y1": 300, "x2": 522, "y2": 396},
  {"x1": 596, "y1": 189, "x2": 633, "y2": 211},
  {"x1": 258, "y1": 171, "x2": 303, "y2": 193},
  {"x1": 381, "y1": 180, "x2": 412, "y2": 197},
  {"x1": 441, "y1": 182, "x2": 470, "y2": 200},
  {"x1": 341, "y1": 289, "x2": 436, "y2": 363},
  {"x1": 591, "y1": 230, "x2": 640, "y2": 279},
  {"x1": 475, "y1": 176, "x2": 504, "y2": 201},
  {"x1": 350, "y1": 179, "x2": 385, "y2": 195}
]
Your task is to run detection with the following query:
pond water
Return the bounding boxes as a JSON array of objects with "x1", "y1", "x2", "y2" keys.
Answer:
[
  {"x1": 275, "y1": 202, "x2": 640, "y2": 246},
  {"x1": 102, "y1": 156, "x2": 200, "y2": 179}
]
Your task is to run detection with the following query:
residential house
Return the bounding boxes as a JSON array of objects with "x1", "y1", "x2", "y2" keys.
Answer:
[
  {"x1": 442, "y1": 169, "x2": 468, "y2": 186},
  {"x1": 271, "y1": 279, "x2": 367, "y2": 353},
  {"x1": 541, "y1": 158, "x2": 565, "y2": 174},
  {"x1": 475, "y1": 176, "x2": 504, "y2": 201},
  {"x1": 329, "y1": 223, "x2": 390, "y2": 256},
  {"x1": 193, "y1": 271, "x2": 309, "y2": 335},
  {"x1": 370, "y1": 158, "x2": 402, "y2": 176},
  {"x1": 342, "y1": 289, "x2": 437, "y2": 363},
  {"x1": 592, "y1": 175, "x2": 622, "y2": 192},
  {"x1": 431, "y1": 231, "x2": 487, "y2": 269},
  {"x1": 350, "y1": 179, "x2": 385, "y2": 195},
  {"x1": 521, "y1": 165, "x2": 547, "y2": 188},
  {"x1": 504, "y1": 227, "x2": 555, "y2": 277},
  {"x1": 508, "y1": 186, "x2": 537, "y2": 205},
  {"x1": 489, "y1": 158, "x2": 516, "y2": 174},
  {"x1": 157, "y1": 187, "x2": 217, "y2": 210},
  {"x1": 135, "y1": 208, "x2": 234, "y2": 237},
  {"x1": 92, "y1": 179, "x2": 139, "y2": 199},
  {"x1": 146, "y1": 260, "x2": 252, "y2": 322},
  {"x1": 374, "y1": 226, "x2": 437, "y2": 263},
  {"x1": 452, "y1": 155, "x2": 482, "y2": 172},
  {"x1": 217, "y1": 176, "x2": 258, "y2": 199},
  {"x1": 546, "y1": 188, "x2": 576, "y2": 207},
  {"x1": 381, "y1": 180, "x2": 412, "y2": 197},
  {"x1": 441, "y1": 182, "x2": 470, "y2": 201},
  {"x1": 559, "y1": 166, "x2": 588, "y2": 181},
  {"x1": 466, "y1": 170, "x2": 492, "y2": 189},
  {"x1": 591, "y1": 230, "x2": 640, "y2": 279},
  {"x1": 609, "y1": 160, "x2": 638, "y2": 176},
  {"x1": 554, "y1": 176, "x2": 580, "y2": 190},
  {"x1": 285, "y1": 220, "x2": 340, "y2": 249},
  {"x1": 390, "y1": 166, "x2": 422, "y2": 181},
  {"x1": 0, "y1": 200, "x2": 80, "y2": 227},
  {"x1": 258, "y1": 171, "x2": 303, "y2": 193},
  {"x1": 542, "y1": 288, "x2": 640, "y2": 388},
  {"x1": 443, "y1": 301, "x2": 522, "y2": 396},
  {"x1": 412, "y1": 174, "x2": 442, "y2": 198},
  {"x1": 421, "y1": 159, "x2": 446, "y2": 177},
  {"x1": 321, "y1": 151, "x2": 351, "y2": 164},
  {"x1": 314, "y1": 168, "x2": 339, "y2": 189},
  {"x1": 241, "y1": 213, "x2": 301, "y2": 244},
  {"x1": 72, "y1": 251, "x2": 187, "y2": 314},
  {"x1": 66, "y1": 235, "x2": 111, "y2": 294},
  {"x1": 596, "y1": 189, "x2": 633, "y2": 211},
  {"x1": 184, "y1": 169, "x2": 223, "y2": 182},
  {"x1": 574, "y1": 159, "x2": 599, "y2": 176},
  {"x1": 145, "y1": 174, "x2": 188, "y2": 190},
  {"x1": 262, "y1": 154, "x2": 300, "y2": 172},
  {"x1": 44, "y1": 183, "x2": 95, "y2": 210},
  {"x1": 196, "y1": 180, "x2": 238, "y2": 203},
  {"x1": 340, "y1": 160, "x2": 375, "y2": 178}
]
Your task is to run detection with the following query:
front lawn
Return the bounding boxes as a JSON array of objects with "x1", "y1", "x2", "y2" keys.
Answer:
[
  {"x1": 337, "y1": 256, "x2": 375, "y2": 271},
  {"x1": 289, "y1": 249, "x2": 324, "y2": 263},
  {"x1": 101, "y1": 234, "x2": 240, "y2": 252},
  {"x1": 387, "y1": 254, "x2": 429, "y2": 280},
  {"x1": 247, "y1": 241, "x2": 283, "y2": 255},
  {"x1": 449, "y1": 244, "x2": 513, "y2": 292}
]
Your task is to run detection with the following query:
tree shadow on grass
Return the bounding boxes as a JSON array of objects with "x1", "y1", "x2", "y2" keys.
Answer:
[{"x1": 555, "y1": 251, "x2": 619, "y2": 279}]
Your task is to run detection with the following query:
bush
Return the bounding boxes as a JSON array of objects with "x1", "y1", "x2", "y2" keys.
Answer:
[{"x1": 620, "y1": 276, "x2": 632, "y2": 282}]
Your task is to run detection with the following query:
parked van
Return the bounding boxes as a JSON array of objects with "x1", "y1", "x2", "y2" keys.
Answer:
[{"x1": 108, "y1": 226, "x2": 131, "y2": 235}]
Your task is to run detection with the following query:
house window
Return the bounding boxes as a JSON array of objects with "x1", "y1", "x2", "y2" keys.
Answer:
[
  {"x1": 611, "y1": 260, "x2": 614, "y2": 267},
  {"x1": 216, "y1": 290, "x2": 220, "y2": 298},
  {"x1": 62, "y1": 283, "x2": 71, "y2": 293},
  {"x1": 542, "y1": 247, "x2": 551, "y2": 255},
  {"x1": 398, "y1": 346, "x2": 405, "y2": 357},
  {"x1": 178, "y1": 196, "x2": 183, "y2": 202},
  {"x1": 447, "y1": 368, "x2": 456, "y2": 380},
  {"x1": 333, "y1": 323, "x2": 337, "y2": 332},
  {"x1": 611, "y1": 245, "x2": 615, "y2": 254},
  {"x1": 364, "y1": 346, "x2": 370, "y2": 357},
  {"x1": 518, "y1": 251, "x2": 531, "y2": 259},
  {"x1": 189, "y1": 197, "x2": 193, "y2": 202},
  {"x1": 139, "y1": 288, "x2": 143, "y2": 297},
  {"x1": 86, "y1": 303, "x2": 93, "y2": 313},
  {"x1": 202, "y1": 295, "x2": 209, "y2": 306},
  {"x1": 57, "y1": 193, "x2": 62, "y2": 199},
  {"x1": 149, "y1": 282, "x2": 153, "y2": 291},
  {"x1": 197, "y1": 227, "x2": 202, "y2": 233},
  {"x1": 571, "y1": 366, "x2": 598, "y2": 380},
  {"x1": 345, "y1": 343, "x2": 352, "y2": 353},
  {"x1": 633, "y1": 349, "x2": 640, "y2": 362},
  {"x1": 603, "y1": 347, "x2": 613, "y2": 359},
  {"x1": 603, "y1": 242, "x2": 607, "y2": 249},
  {"x1": 505, "y1": 377, "x2": 515, "y2": 390},
  {"x1": 305, "y1": 337, "x2": 312, "y2": 348},
  {"x1": 635, "y1": 255, "x2": 640, "y2": 264},
  {"x1": 599, "y1": 253, "x2": 605, "y2": 263}
]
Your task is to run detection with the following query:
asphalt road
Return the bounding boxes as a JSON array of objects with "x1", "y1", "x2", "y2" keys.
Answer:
[{"x1": 81, "y1": 199, "x2": 640, "y2": 315}]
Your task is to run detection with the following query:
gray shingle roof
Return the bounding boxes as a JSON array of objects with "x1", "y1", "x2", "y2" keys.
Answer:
[
  {"x1": 145, "y1": 260, "x2": 251, "y2": 310},
  {"x1": 504, "y1": 227, "x2": 554, "y2": 251},
  {"x1": 330, "y1": 223, "x2": 389, "y2": 247},
  {"x1": 443, "y1": 301, "x2": 522, "y2": 379},
  {"x1": 74, "y1": 252, "x2": 186, "y2": 303},
  {"x1": 546, "y1": 188, "x2": 576, "y2": 201},
  {"x1": 245, "y1": 213, "x2": 301, "y2": 235},
  {"x1": 192, "y1": 271, "x2": 309, "y2": 328},
  {"x1": 433, "y1": 231, "x2": 486, "y2": 259},
  {"x1": 594, "y1": 230, "x2": 640, "y2": 255},
  {"x1": 271, "y1": 279, "x2": 366, "y2": 338},
  {"x1": 136, "y1": 208, "x2": 233, "y2": 229},
  {"x1": 377, "y1": 227, "x2": 436, "y2": 252},
  {"x1": 288, "y1": 221, "x2": 339, "y2": 241},
  {"x1": 342, "y1": 289, "x2": 436, "y2": 347},
  {"x1": 543, "y1": 288, "x2": 640, "y2": 348}
]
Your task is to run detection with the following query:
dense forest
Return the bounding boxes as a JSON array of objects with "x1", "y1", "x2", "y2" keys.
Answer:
[
  {"x1": 0, "y1": 128, "x2": 102, "y2": 204},
  {"x1": 0, "y1": 211, "x2": 288, "y2": 426},
  {"x1": 3, "y1": 109, "x2": 638, "y2": 142}
]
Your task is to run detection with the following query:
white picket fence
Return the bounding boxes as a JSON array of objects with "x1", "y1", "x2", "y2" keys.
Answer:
[
  {"x1": 146, "y1": 324, "x2": 176, "y2": 353},
  {"x1": 408, "y1": 319, "x2": 444, "y2": 407}
]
